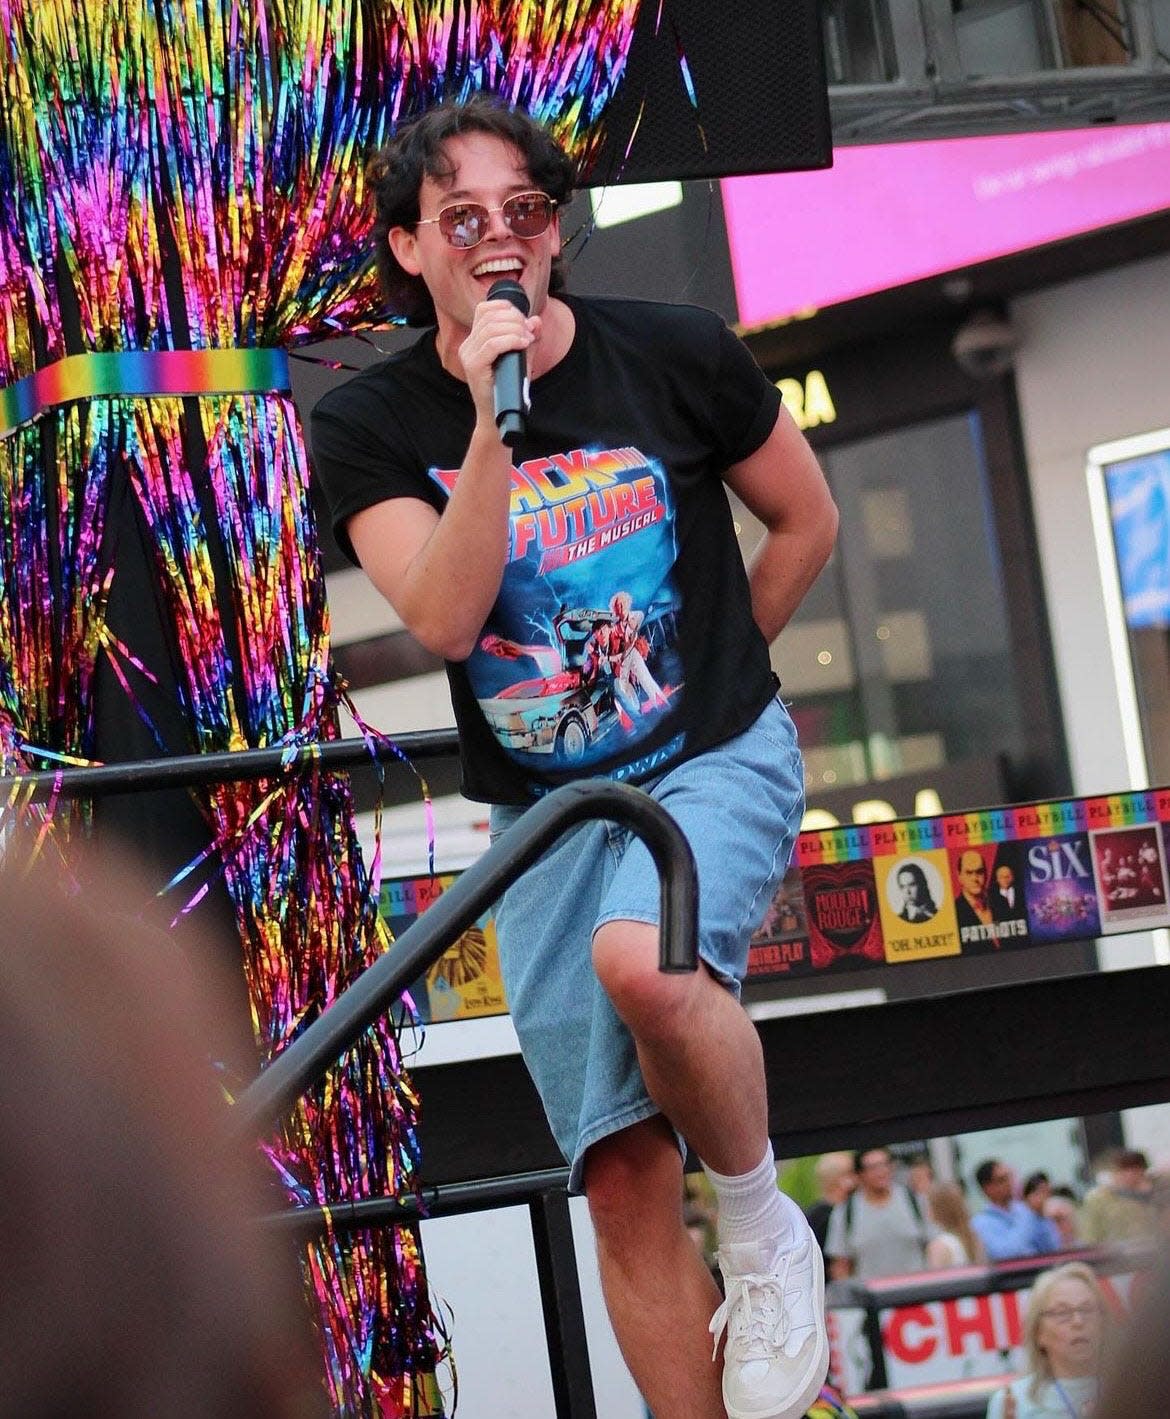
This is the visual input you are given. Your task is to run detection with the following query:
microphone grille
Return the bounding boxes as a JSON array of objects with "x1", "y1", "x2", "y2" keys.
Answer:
[{"x1": 486, "y1": 278, "x2": 529, "y2": 316}]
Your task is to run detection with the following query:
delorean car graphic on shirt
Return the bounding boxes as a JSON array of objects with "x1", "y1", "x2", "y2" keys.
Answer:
[{"x1": 429, "y1": 445, "x2": 684, "y2": 770}]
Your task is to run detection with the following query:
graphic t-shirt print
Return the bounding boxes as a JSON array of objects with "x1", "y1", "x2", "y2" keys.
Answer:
[{"x1": 430, "y1": 446, "x2": 684, "y2": 770}]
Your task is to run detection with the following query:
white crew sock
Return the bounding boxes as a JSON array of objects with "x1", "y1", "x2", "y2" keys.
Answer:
[{"x1": 702, "y1": 1144, "x2": 798, "y2": 1249}]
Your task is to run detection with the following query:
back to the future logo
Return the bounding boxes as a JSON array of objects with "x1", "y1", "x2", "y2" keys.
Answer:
[{"x1": 431, "y1": 446, "x2": 666, "y2": 573}]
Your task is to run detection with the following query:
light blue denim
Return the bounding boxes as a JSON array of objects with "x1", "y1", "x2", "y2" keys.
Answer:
[{"x1": 488, "y1": 695, "x2": 805, "y2": 1194}]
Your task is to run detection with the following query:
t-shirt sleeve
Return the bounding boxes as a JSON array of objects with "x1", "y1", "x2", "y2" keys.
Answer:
[
  {"x1": 309, "y1": 380, "x2": 435, "y2": 566},
  {"x1": 709, "y1": 318, "x2": 782, "y2": 467},
  {"x1": 824, "y1": 1202, "x2": 850, "y2": 1261}
]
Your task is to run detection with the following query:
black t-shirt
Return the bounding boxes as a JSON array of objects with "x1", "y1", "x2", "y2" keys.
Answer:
[{"x1": 311, "y1": 293, "x2": 782, "y2": 804}]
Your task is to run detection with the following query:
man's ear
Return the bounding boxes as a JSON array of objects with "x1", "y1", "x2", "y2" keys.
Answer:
[{"x1": 388, "y1": 226, "x2": 421, "y2": 276}]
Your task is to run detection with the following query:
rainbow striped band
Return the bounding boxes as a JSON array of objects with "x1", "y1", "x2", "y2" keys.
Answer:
[
  {"x1": 796, "y1": 786, "x2": 1170, "y2": 866},
  {"x1": 0, "y1": 348, "x2": 292, "y2": 436}
]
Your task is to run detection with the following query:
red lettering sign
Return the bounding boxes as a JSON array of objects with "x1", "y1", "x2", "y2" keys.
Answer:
[
  {"x1": 943, "y1": 1295, "x2": 997, "y2": 1354},
  {"x1": 882, "y1": 1305, "x2": 936, "y2": 1366}
]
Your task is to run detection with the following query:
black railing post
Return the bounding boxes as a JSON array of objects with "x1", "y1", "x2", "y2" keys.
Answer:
[{"x1": 529, "y1": 1188, "x2": 598, "y2": 1419}]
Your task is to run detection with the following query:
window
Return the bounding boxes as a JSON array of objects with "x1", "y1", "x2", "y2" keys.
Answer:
[{"x1": 733, "y1": 409, "x2": 1028, "y2": 806}]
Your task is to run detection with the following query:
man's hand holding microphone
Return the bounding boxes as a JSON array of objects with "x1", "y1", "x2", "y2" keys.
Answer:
[{"x1": 459, "y1": 278, "x2": 538, "y2": 447}]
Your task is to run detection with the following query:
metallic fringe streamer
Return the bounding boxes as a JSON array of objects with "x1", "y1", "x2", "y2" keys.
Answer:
[{"x1": 127, "y1": 392, "x2": 443, "y2": 1412}]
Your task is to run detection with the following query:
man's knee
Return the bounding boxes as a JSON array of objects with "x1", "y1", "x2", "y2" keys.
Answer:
[{"x1": 592, "y1": 920, "x2": 694, "y2": 1037}]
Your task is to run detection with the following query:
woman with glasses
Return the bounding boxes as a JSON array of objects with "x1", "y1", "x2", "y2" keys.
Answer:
[
  {"x1": 312, "y1": 93, "x2": 839, "y2": 1419},
  {"x1": 986, "y1": 1262, "x2": 1108, "y2": 1419}
]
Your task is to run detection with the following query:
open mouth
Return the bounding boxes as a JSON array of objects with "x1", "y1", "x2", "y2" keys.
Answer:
[{"x1": 472, "y1": 256, "x2": 524, "y2": 286}]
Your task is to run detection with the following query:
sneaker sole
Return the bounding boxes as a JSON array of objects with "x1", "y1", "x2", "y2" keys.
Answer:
[{"x1": 722, "y1": 1239, "x2": 829, "y2": 1419}]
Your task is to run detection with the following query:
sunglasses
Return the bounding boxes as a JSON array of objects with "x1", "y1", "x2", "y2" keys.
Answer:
[{"x1": 414, "y1": 191, "x2": 557, "y2": 249}]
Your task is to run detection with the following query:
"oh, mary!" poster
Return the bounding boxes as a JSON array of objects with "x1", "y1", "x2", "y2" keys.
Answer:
[{"x1": 875, "y1": 849, "x2": 961, "y2": 962}]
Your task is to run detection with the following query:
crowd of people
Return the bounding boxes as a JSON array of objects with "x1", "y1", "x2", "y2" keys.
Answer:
[
  {"x1": 686, "y1": 1140, "x2": 1170, "y2": 1300},
  {"x1": 795, "y1": 1145, "x2": 1170, "y2": 1279},
  {"x1": 685, "y1": 1143, "x2": 1170, "y2": 1418},
  {"x1": 684, "y1": 1142, "x2": 1170, "y2": 1289}
]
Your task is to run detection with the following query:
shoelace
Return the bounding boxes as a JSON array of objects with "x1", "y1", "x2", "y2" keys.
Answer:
[{"x1": 709, "y1": 1253, "x2": 796, "y2": 1362}]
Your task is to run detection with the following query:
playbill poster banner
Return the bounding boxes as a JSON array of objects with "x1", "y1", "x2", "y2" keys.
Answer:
[
  {"x1": 380, "y1": 875, "x2": 507, "y2": 1025},
  {"x1": 747, "y1": 784, "x2": 1170, "y2": 982},
  {"x1": 380, "y1": 786, "x2": 1170, "y2": 1010}
]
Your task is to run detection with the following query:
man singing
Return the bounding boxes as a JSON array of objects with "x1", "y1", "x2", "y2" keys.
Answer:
[{"x1": 311, "y1": 96, "x2": 838, "y2": 1419}]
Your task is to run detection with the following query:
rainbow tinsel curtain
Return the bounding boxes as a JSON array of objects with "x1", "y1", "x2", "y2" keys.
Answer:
[{"x1": 0, "y1": 2, "x2": 641, "y2": 1413}]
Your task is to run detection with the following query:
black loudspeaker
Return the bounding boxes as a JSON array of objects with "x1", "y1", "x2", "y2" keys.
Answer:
[{"x1": 582, "y1": 0, "x2": 833, "y2": 185}]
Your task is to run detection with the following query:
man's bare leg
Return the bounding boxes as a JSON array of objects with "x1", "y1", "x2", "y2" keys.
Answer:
[
  {"x1": 591, "y1": 919, "x2": 827, "y2": 1419},
  {"x1": 591, "y1": 920, "x2": 768, "y2": 1172},
  {"x1": 584, "y1": 1116, "x2": 726, "y2": 1419}
]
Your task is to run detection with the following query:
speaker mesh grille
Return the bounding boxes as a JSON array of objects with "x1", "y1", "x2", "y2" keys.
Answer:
[{"x1": 582, "y1": 0, "x2": 832, "y2": 186}]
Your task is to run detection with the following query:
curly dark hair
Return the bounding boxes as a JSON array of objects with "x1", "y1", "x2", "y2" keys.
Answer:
[{"x1": 366, "y1": 95, "x2": 577, "y2": 326}]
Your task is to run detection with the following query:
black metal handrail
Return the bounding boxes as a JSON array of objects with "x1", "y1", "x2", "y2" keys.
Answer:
[
  {"x1": 0, "y1": 727, "x2": 461, "y2": 801},
  {"x1": 260, "y1": 1166, "x2": 573, "y2": 1236},
  {"x1": 229, "y1": 777, "x2": 698, "y2": 1143},
  {"x1": 2, "y1": 741, "x2": 699, "y2": 1133}
]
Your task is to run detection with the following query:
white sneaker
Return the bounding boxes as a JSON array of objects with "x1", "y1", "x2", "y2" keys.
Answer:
[{"x1": 709, "y1": 1218, "x2": 828, "y2": 1419}]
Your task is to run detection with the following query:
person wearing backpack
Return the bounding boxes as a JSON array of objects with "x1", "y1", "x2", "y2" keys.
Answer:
[{"x1": 824, "y1": 1148, "x2": 929, "y2": 1281}]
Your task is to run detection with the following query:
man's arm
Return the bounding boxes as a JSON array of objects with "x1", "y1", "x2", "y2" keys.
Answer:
[
  {"x1": 346, "y1": 296, "x2": 539, "y2": 660},
  {"x1": 972, "y1": 1208, "x2": 1018, "y2": 1262},
  {"x1": 970, "y1": 1210, "x2": 1000, "y2": 1259},
  {"x1": 723, "y1": 404, "x2": 838, "y2": 645}
]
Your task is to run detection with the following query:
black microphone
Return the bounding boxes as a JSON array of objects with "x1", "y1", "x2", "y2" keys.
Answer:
[{"x1": 487, "y1": 278, "x2": 530, "y2": 446}]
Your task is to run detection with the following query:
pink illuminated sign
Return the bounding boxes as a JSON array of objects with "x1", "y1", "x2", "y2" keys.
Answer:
[{"x1": 720, "y1": 124, "x2": 1170, "y2": 328}]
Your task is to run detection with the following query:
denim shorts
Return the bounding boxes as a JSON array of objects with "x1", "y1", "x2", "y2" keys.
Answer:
[{"x1": 488, "y1": 694, "x2": 805, "y2": 1193}]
